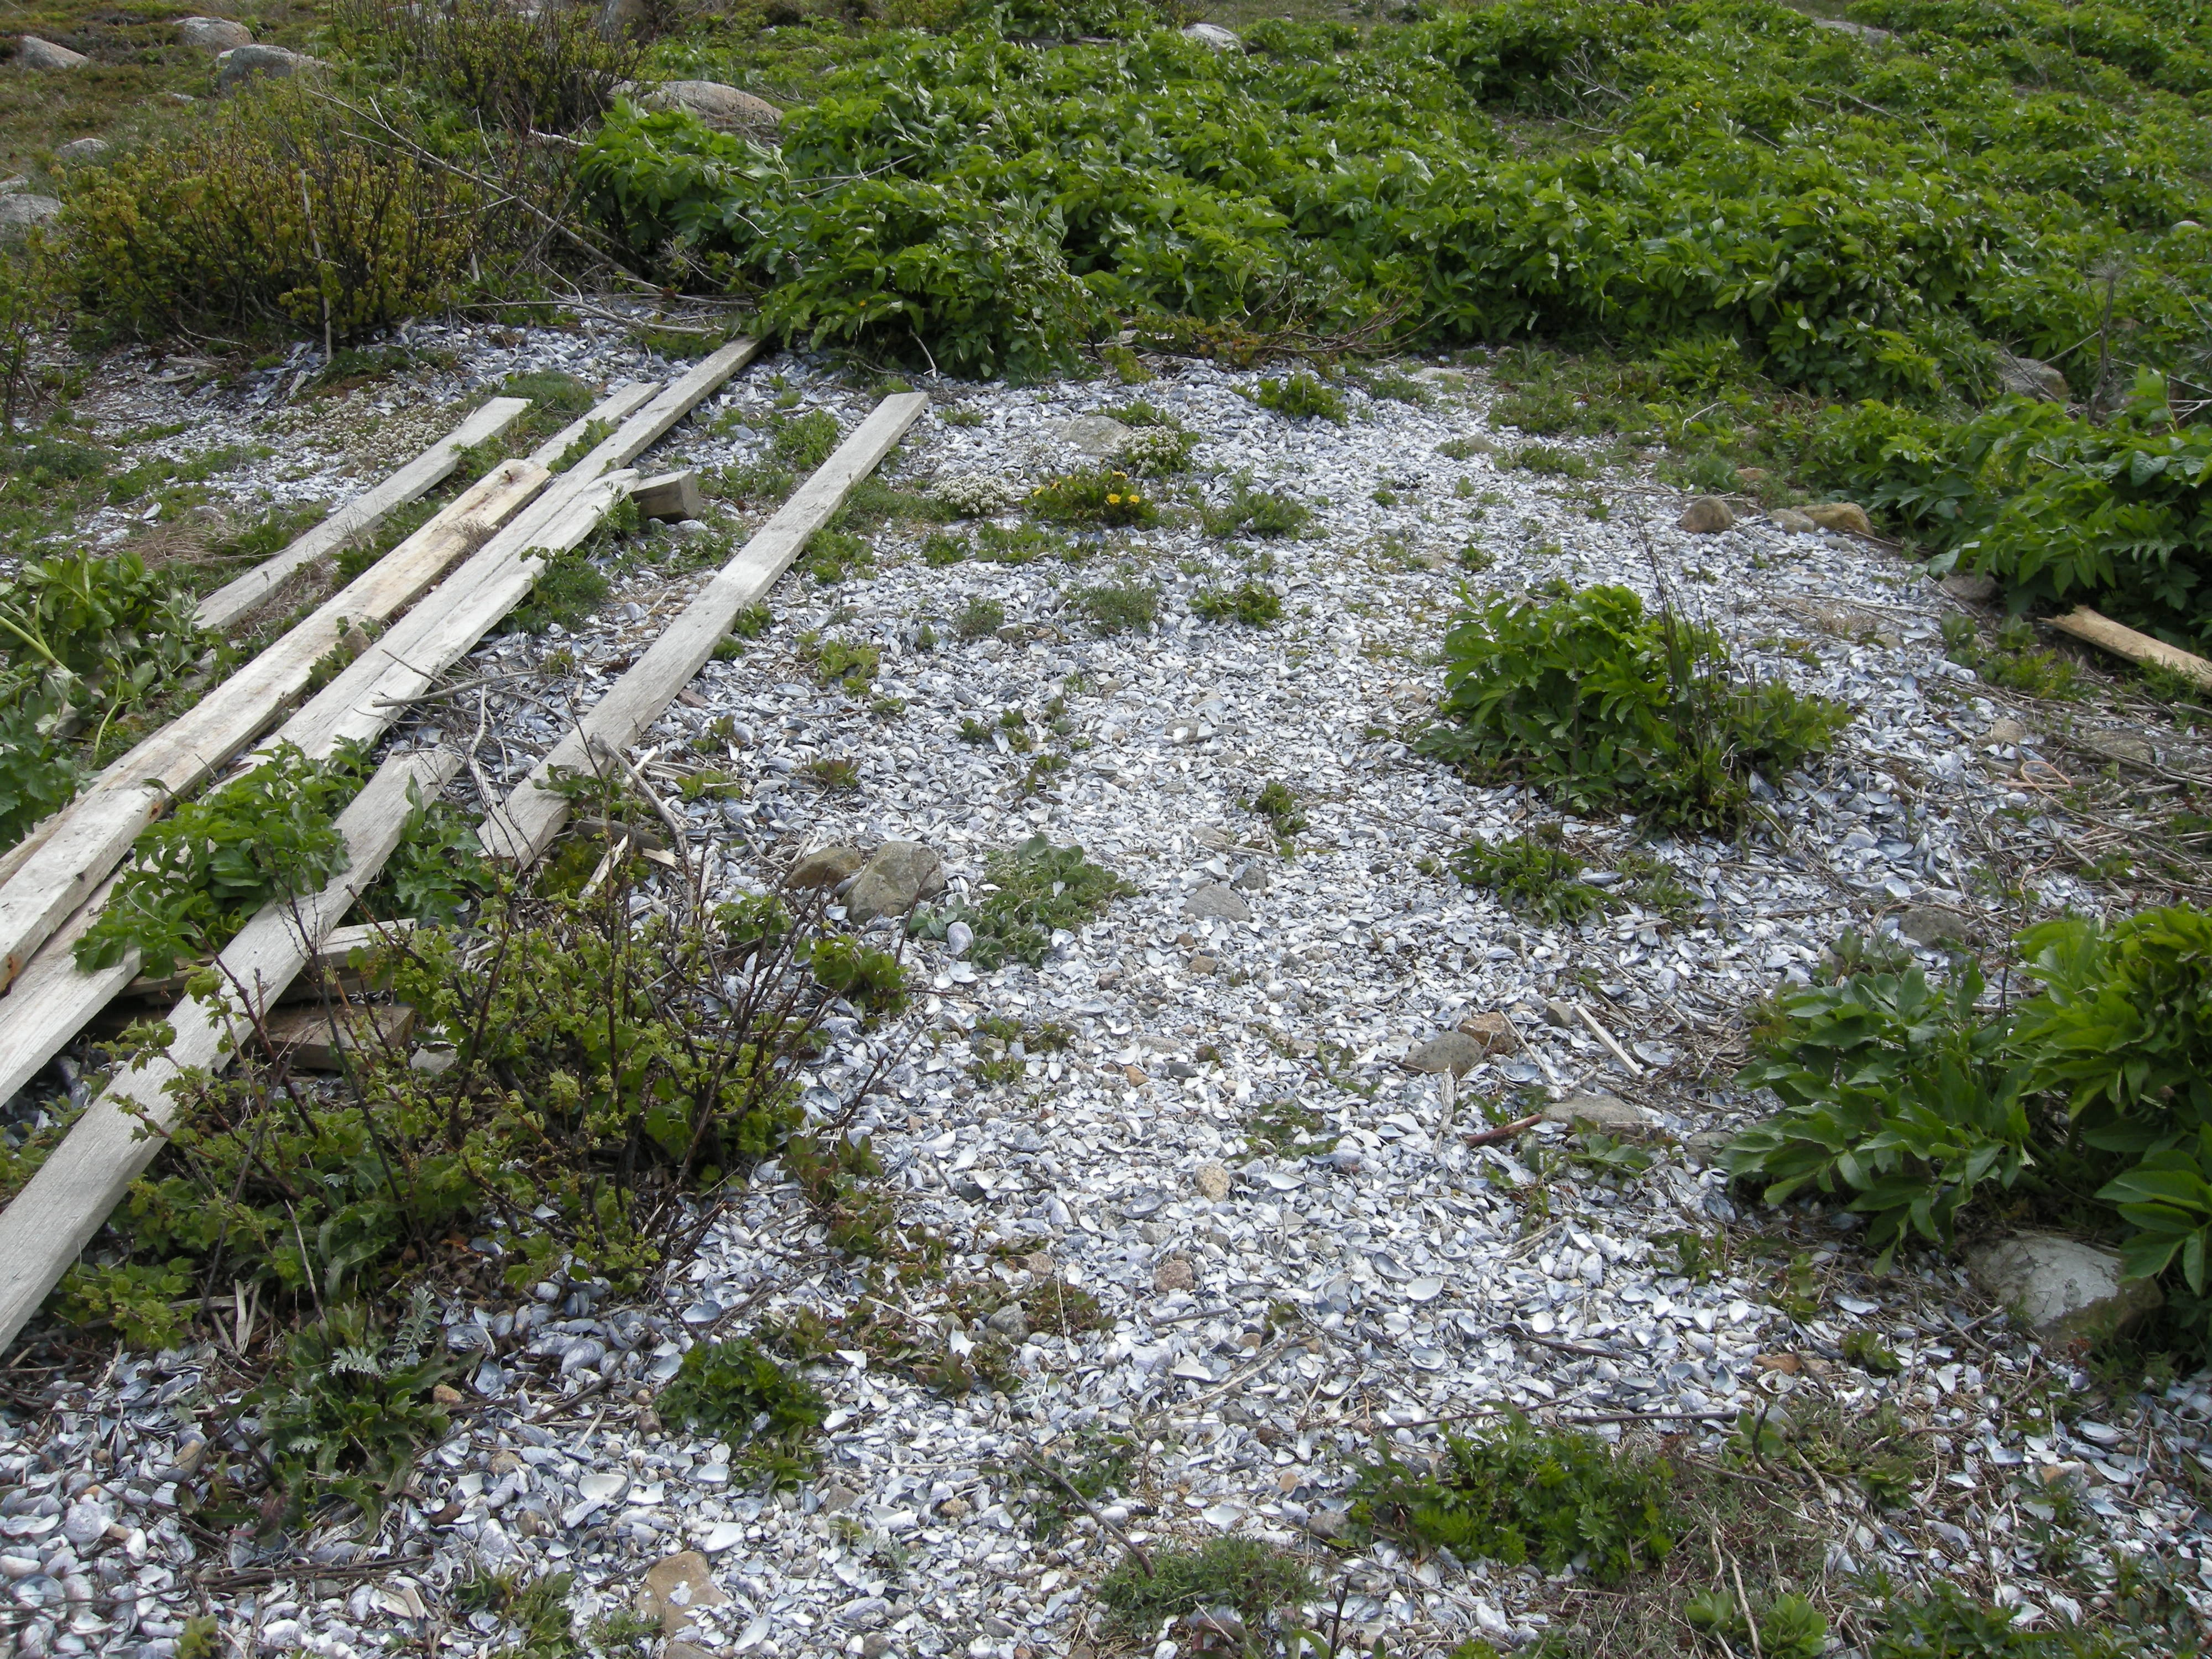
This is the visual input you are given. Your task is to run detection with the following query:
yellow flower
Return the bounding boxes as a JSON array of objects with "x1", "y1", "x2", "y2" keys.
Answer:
[{"x1": 1107, "y1": 493, "x2": 1122, "y2": 504}]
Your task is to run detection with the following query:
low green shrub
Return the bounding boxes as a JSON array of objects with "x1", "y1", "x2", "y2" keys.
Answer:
[
  {"x1": 509, "y1": 547, "x2": 611, "y2": 633},
  {"x1": 1452, "y1": 826, "x2": 1610, "y2": 924},
  {"x1": 956, "y1": 596, "x2": 1005, "y2": 640},
  {"x1": 975, "y1": 523, "x2": 1070, "y2": 564},
  {"x1": 1249, "y1": 779, "x2": 1306, "y2": 835},
  {"x1": 804, "y1": 526, "x2": 870, "y2": 583},
  {"x1": 908, "y1": 836, "x2": 1131, "y2": 968},
  {"x1": 77, "y1": 743, "x2": 369, "y2": 977},
  {"x1": 1730, "y1": 905, "x2": 2212, "y2": 1343},
  {"x1": 921, "y1": 531, "x2": 969, "y2": 567},
  {"x1": 1096, "y1": 1538, "x2": 1316, "y2": 1647},
  {"x1": 1253, "y1": 372, "x2": 1347, "y2": 423},
  {"x1": 1939, "y1": 614, "x2": 2083, "y2": 700},
  {"x1": 1202, "y1": 482, "x2": 1310, "y2": 539},
  {"x1": 1191, "y1": 580, "x2": 1281, "y2": 627},
  {"x1": 1072, "y1": 582, "x2": 1157, "y2": 633},
  {"x1": 1417, "y1": 585, "x2": 1850, "y2": 833},
  {"x1": 1352, "y1": 1415, "x2": 1676, "y2": 1584},
  {"x1": 66, "y1": 86, "x2": 486, "y2": 340},
  {"x1": 255, "y1": 1296, "x2": 450, "y2": 1525},
  {"x1": 773, "y1": 408, "x2": 841, "y2": 470},
  {"x1": 656, "y1": 1338, "x2": 826, "y2": 1488},
  {"x1": 332, "y1": 0, "x2": 638, "y2": 134}
]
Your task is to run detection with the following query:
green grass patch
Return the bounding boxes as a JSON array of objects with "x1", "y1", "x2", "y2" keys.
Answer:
[
  {"x1": 1096, "y1": 1538, "x2": 1316, "y2": 1650},
  {"x1": 909, "y1": 836, "x2": 1132, "y2": 968}
]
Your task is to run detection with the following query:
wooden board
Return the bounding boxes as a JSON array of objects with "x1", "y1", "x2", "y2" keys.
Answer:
[
  {"x1": 525, "y1": 381, "x2": 659, "y2": 471},
  {"x1": 483, "y1": 393, "x2": 929, "y2": 866},
  {"x1": 194, "y1": 399, "x2": 529, "y2": 629},
  {"x1": 0, "y1": 746, "x2": 462, "y2": 1352},
  {"x1": 0, "y1": 870, "x2": 135, "y2": 1108},
  {"x1": 259, "y1": 1001, "x2": 416, "y2": 1070},
  {"x1": 0, "y1": 457, "x2": 551, "y2": 994},
  {"x1": 2045, "y1": 607, "x2": 2212, "y2": 689}
]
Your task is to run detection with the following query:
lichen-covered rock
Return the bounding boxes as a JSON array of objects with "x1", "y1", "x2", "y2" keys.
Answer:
[
  {"x1": 1803, "y1": 501, "x2": 1873, "y2": 536},
  {"x1": 1677, "y1": 495, "x2": 1735, "y2": 534},
  {"x1": 1966, "y1": 1234, "x2": 2163, "y2": 1351},
  {"x1": 844, "y1": 839, "x2": 946, "y2": 922},
  {"x1": 787, "y1": 843, "x2": 864, "y2": 890},
  {"x1": 15, "y1": 36, "x2": 88, "y2": 70},
  {"x1": 178, "y1": 16, "x2": 253, "y2": 53}
]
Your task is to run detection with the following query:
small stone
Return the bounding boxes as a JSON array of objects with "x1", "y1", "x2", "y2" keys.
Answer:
[
  {"x1": 0, "y1": 195, "x2": 61, "y2": 234},
  {"x1": 1193, "y1": 1162, "x2": 1232, "y2": 1201},
  {"x1": 1182, "y1": 20, "x2": 1241, "y2": 48},
  {"x1": 1456, "y1": 1011, "x2": 1520, "y2": 1054},
  {"x1": 15, "y1": 36, "x2": 88, "y2": 69},
  {"x1": 787, "y1": 843, "x2": 864, "y2": 890},
  {"x1": 1681, "y1": 1128, "x2": 1735, "y2": 1166},
  {"x1": 1966, "y1": 1234, "x2": 2163, "y2": 1352},
  {"x1": 640, "y1": 80, "x2": 781, "y2": 136},
  {"x1": 1996, "y1": 352, "x2": 2069, "y2": 403},
  {"x1": 1986, "y1": 717, "x2": 2028, "y2": 745},
  {"x1": 639, "y1": 1552, "x2": 728, "y2": 1635},
  {"x1": 1229, "y1": 862, "x2": 1270, "y2": 891},
  {"x1": 214, "y1": 43, "x2": 316, "y2": 92},
  {"x1": 1542, "y1": 1092, "x2": 1645, "y2": 1131},
  {"x1": 430, "y1": 1383, "x2": 465, "y2": 1406},
  {"x1": 1677, "y1": 496, "x2": 1735, "y2": 534},
  {"x1": 1404, "y1": 1031, "x2": 1486, "y2": 1077},
  {"x1": 816, "y1": 1480, "x2": 859, "y2": 1513},
  {"x1": 1153, "y1": 1256, "x2": 1195, "y2": 1293},
  {"x1": 177, "y1": 16, "x2": 253, "y2": 52},
  {"x1": 935, "y1": 1495, "x2": 972, "y2": 1520},
  {"x1": 1771, "y1": 508, "x2": 1819, "y2": 534},
  {"x1": 984, "y1": 1303, "x2": 1030, "y2": 1340},
  {"x1": 2089, "y1": 731, "x2": 2156, "y2": 767},
  {"x1": 1541, "y1": 998, "x2": 1577, "y2": 1028},
  {"x1": 1187, "y1": 953, "x2": 1217, "y2": 974},
  {"x1": 1942, "y1": 572, "x2": 1997, "y2": 602},
  {"x1": 1897, "y1": 906, "x2": 1966, "y2": 948},
  {"x1": 1304, "y1": 1508, "x2": 1350, "y2": 1540},
  {"x1": 1184, "y1": 881, "x2": 1251, "y2": 921},
  {"x1": 845, "y1": 839, "x2": 946, "y2": 922},
  {"x1": 1802, "y1": 502, "x2": 1873, "y2": 536},
  {"x1": 55, "y1": 137, "x2": 107, "y2": 162},
  {"x1": 1055, "y1": 414, "x2": 1133, "y2": 457}
]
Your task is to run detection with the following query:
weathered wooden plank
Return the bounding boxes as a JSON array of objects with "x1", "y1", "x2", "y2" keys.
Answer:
[
  {"x1": 525, "y1": 380, "x2": 659, "y2": 471},
  {"x1": 2044, "y1": 607, "x2": 2212, "y2": 689},
  {"x1": 0, "y1": 746, "x2": 462, "y2": 1352},
  {"x1": 195, "y1": 399, "x2": 529, "y2": 629},
  {"x1": 483, "y1": 393, "x2": 928, "y2": 866}
]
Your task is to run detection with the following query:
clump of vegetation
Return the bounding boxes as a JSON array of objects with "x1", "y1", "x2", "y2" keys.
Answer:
[
  {"x1": 1249, "y1": 778, "x2": 1306, "y2": 836},
  {"x1": 808, "y1": 634, "x2": 880, "y2": 691},
  {"x1": 1454, "y1": 826, "x2": 1697, "y2": 923},
  {"x1": 1252, "y1": 372, "x2": 1347, "y2": 424},
  {"x1": 1940, "y1": 613, "x2": 2082, "y2": 700},
  {"x1": 921, "y1": 531, "x2": 969, "y2": 567},
  {"x1": 1192, "y1": 581, "x2": 1281, "y2": 627},
  {"x1": 909, "y1": 836, "x2": 1131, "y2": 968},
  {"x1": 509, "y1": 545, "x2": 611, "y2": 632},
  {"x1": 1687, "y1": 1589, "x2": 1826, "y2": 1659},
  {"x1": 1352, "y1": 1416, "x2": 1676, "y2": 1585},
  {"x1": 1118, "y1": 425, "x2": 1198, "y2": 476},
  {"x1": 1027, "y1": 467, "x2": 1157, "y2": 528},
  {"x1": 976, "y1": 522, "x2": 1071, "y2": 565},
  {"x1": 1506, "y1": 442, "x2": 1597, "y2": 479},
  {"x1": 773, "y1": 407, "x2": 842, "y2": 470},
  {"x1": 333, "y1": 0, "x2": 638, "y2": 134},
  {"x1": 1097, "y1": 1537, "x2": 1316, "y2": 1649},
  {"x1": 1071, "y1": 582, "x2": 1157, "y2": 634},
  {"x1": 804, "y1": 526, "x2": 870, "y2": 583},
  {"x1": 1730, "y1": 906, "x2": 2212, "y2": 1347},
  {"x1": 656, "y1": 1338, "x2": 826, "y2": 1488},
  {"x1": 1417, "y1": 585, "x2": 1850, "y2": 833},
  {"x1": 957, "y1": 596, "x2": 1006, "y2": 640},
  {"x1": 77, "y1": 743, "x2": 369, "y2": 977},
  {"x1": 1203, "y1": 481, "x2": 1310, "y2": 540}
]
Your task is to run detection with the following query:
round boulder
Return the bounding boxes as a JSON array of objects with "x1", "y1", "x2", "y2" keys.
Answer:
[
  {"x1": 214, "y1": 43, "x2": 317, "y2": 92},
  {"x1": 640, "y1": 80, "x2": 782, "y2": 138},
  {"x1": 0, "y1": 194, "x2": 62, "y2": 237},
  {"x1": 16, "y1": 35, "x2": 89, "y2": 70},
  {"x1": 1802, "y1": 501, "x2": 1872, "y2": 536},
  {"x1": 1677, "y1": 495, "x2": 1735, "y2": 534},
  {"x1": 55, "y1": 136, "x2": 108, "y2": 162},
  {"x1": 178, "y1": 15, "x2": 254, "y2": 53}
]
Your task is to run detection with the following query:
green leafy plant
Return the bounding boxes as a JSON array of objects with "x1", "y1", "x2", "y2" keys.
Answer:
[
  {"x1": 1253, "y1": 372, "x2": 1347, "y2": 424},
  {"x1": 1096, "y1": 1537, "x2": 1316, "y2": 1648},
  {"x1": 1686, "y1": 1589, "x2": 1825, "y2": 1659},
  {"x1": 1352, "y1": 1415, "x2": 1676, "y2": 1585},
  {"x1": 908, "y1": 836, "x2": 1131, "y2": 968},
  {"x1": 1249, "y1": 779, "x2": 1306, "y2": 836},
  {"x1": 1026, "y1": 467, "x2": 1157, "y2": 528},
  {"x1": 1192, "y1": 581, "x2": 1282, "y2": 627},
  {"x1": 510, "y1": 546, "x2": 610, "y2": 633},
  {"x1": 78, "y1": 743, "x2": 369, "y2": 977},
  {"x1": 1203, "y1": 482, "x2": 1310, "y2": 539},
  {"x1": 1418, "y1": 586, "x2": 1850, "y2": 833},
  {"x1": 957, "y1": 596, "x2": 1006, "y2": 640},
  {"x1": 1452, "y1": 826, "x2": 1609, "y2": 924},
  {"x1": 657, "y1": 1338, "x2": 826, "y2": 1487},
  {"x1": 922, "y1": 531, "x2": 969, "y2": 567},
  {"x1": 1072, "y1": 583, "x2": 1157, "y2": 634},
  {"x1": 255, "y1": 1293, "x2": 450, "y2": 1524}
]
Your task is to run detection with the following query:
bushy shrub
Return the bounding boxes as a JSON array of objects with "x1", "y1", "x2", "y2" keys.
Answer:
[
  {"x1": 1731, "y1": 905, "x2": 2212, "y2": 1341},
  {"x1": 65, "y1": 87, "x2": 484, "y2": 339},
  {"x1": 1416, "y1": 585, "x2": 1851, "y2": 833},
  {"x1": 1352, "y1": 1415, "x2": 1677, "y2": 1584},
  {"x1": 333, "y1": 0, "x2": 639, "y2": 133}
]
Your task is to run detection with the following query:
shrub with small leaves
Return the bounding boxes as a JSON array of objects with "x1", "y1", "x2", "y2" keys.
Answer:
[
  {"x1": 1072, "y1": 583, "x2": 1157, "y2": 634},
  {"x1": 1253, "y1": 372, "x2": 1347, "y2": 423},
  {"x1": 1192, "y1": 581, "x2": 1281, "y2": 627},
  {"x1": 957, "y1": 597, "x2": 1006, "y2": 640},
  {"x1": 657, "y1": 1338, "x2": 826, "y2": 1487}
]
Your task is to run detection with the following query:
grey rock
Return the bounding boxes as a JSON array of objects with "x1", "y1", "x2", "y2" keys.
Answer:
[
  {"x1": 1541, "y1": 998, "x2": 1577, "y2": 1028},
  {"x1": 787, "y1": 843, "x2": 864, "y2": 890},
  {"x1": 1966, "y1": 1233, "x2": 2162, "y2": 1352},
  {"x1": 54, "y1": 137, "x2": 107, "y2": 161},
  {"x1": 2089, "y1": 730, "x2": 2156, "y2": 768},
  {"x1": 1404, "y1": 1031, "x2": 1487, "y2": 1078},
  {"x1": 1897, "y1": 906, "x2": 1968, "y2": 948},
  {"x1": 177, "y1": 16, "x2": 252, "y2": 52},
  {"x1": 1771, "y1": 508, "x2": 1819, "y2": 534},
  {"x1": 860, "y1": 1638, "x2": 896, "y2": 1659},
  {"x1": 1055, "y1": 414, "x2": 1132, "y2": 457},
  {"x1": 1813, "y1": 16, "x2": 1894, "y2": 43},
  {"x1": 816, "y1": 1480, "x2": 859, "y2": 1513},
  {"x1": 1677, "y1": 495, "x2": 1735, "y2": 534},
  {"x1": 1184, "y1": 881, "x2": 1251, "y2": 921},
  {"x1": 0, "y1": 195, "x2": 61, "y2": 234},
  {"x1": 1304, "y1": 1507, "x2": 1350, "y2": 1540},
  {"x1": 1681, "y1": 1128, "x2": 1736, "y2": 1167},
  {"x1": 641, "y1": 80, "x2": 782, "y2": 135},
  {"x1": 984, "y1": 1303, "x2": 1030, "y2": 1340},
  {"x1": 1542, "y1": 1092, "x2": 1645, "y2": 1132},
  {"x1": 1996, "y1": 352, "x2": 2069, "y2": 403},
  {"x1": 1803, "y1": 501, "x2": 1873, "y2": 536},
  {"x1": 845, "y1": 839, "x2": 946, "y2": 922},
  {"x1": 638, "y1": 1551, "x2": 727, "y2": 1635},
  {"x1": 597, "y1": 0, "x2": 649, "y2": 36},
  {"x1": 15, "y1": 36, "x2": 88, "y2": 70},
  {"x1": 214, "y1": 43, "x2": 316, "y2": 92},
  {"x1": 1941, "y1": 571, "x2": 1997, "y2": 602},
  {"x1": 1181, "y1": 21, "x2": 1241, "y2": 49},
  {"x1": 1229, "y1": 861, "x2": 1269, "y2": 891}
]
